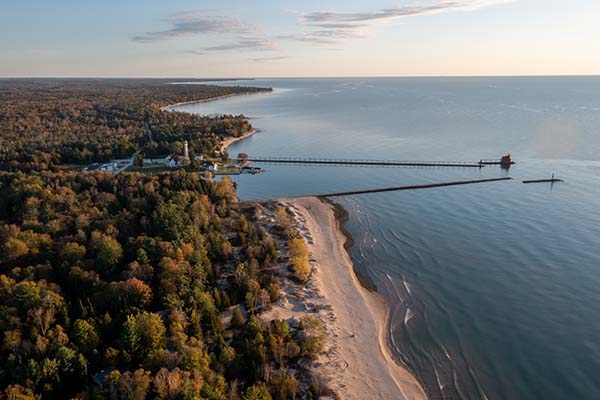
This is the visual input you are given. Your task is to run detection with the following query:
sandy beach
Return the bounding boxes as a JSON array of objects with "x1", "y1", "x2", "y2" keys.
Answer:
[
  {"x1": 160, "y1": 93, "x2": 246, "y2": 111},
  {"x1": 220, "y1": 128, "x2": 257, "y2": 154},
  {"x1": 269, "y1": 197, "x2": 427, "y2": 400}
]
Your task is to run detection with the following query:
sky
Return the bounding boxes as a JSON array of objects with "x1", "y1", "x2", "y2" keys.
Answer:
[{"x1": 2, "y1": 0, "x2": 600, "y2": 78}]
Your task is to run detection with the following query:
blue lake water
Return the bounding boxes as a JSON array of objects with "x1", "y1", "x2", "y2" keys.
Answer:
[{"x1": 175, "y1": 77, "x2": 600, "y2": 400}]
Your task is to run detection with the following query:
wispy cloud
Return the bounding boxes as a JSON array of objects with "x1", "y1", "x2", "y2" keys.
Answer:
[
  {"x1": 287, "y1": 0, "x2": 515, "y2": 44},
  {"x1": 199, "y1": 37, "x2": 279, "y2": 53},
  {"x1": 250, "y1": 56, "x2": 290, "y2": 63},
  {"x1": 279, "y1": 29, "x2": 366, "y2": 45},
  {"x1": 302, "y1": 0, "x2": 514, "y2": 28},
  {"x1": 133, "y1": 11, "x2": 257, "y2": 43},
  {"x1": 134, "y1": 2, "x2": 515, "y2": 56},
  {"x1": 134, "y1": 11, "x2": 283, "y2": 57}
]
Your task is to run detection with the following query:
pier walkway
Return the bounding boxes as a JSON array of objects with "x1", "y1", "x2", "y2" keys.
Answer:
[{"x1": 236, "y1": 156, "x2": 484, "y2": 168}]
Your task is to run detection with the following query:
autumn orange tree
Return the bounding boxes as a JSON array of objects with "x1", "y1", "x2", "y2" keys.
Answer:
[{"x1": 288, "y1": 238, "x2": 311, "y2": 282}]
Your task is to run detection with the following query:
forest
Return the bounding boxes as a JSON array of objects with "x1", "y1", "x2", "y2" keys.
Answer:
[
  {"x1": 0, "y1": 171, "x2": 327, "y2": 400},
  {"x1": 0, "y1": 79, "x2": 268, "y2": 171},
  {"x1": 0, "y1": 80, "x2": 326, "y2": 399}
]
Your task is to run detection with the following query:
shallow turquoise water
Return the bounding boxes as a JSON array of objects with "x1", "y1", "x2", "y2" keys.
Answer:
[{"x1": 176, "y1": 77, "x2": 600, "y2": 399}]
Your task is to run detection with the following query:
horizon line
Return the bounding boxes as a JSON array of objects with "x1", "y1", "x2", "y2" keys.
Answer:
[{"x1": 1, "y1": 74, "x2": 600, "y2": 80}]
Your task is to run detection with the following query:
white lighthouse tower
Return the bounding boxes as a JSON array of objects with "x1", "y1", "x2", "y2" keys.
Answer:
[{"x1": 183, "y1": 140, "x2": 189, "y2": 160}]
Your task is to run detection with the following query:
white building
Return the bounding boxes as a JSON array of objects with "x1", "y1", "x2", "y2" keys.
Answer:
[
  {"x1": 203, "y1": 161, "x2": 218, "y2": 173},
  {"x1": 100, "y1": 163, "x2": 118, "y2": 172},
  {"x1": 165, "y1": 155, "x2": 181, "y2": 168}
]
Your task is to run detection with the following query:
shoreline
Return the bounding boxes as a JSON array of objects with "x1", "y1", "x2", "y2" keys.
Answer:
[
  {"x1": 170, "y1": 88, "x2": 425, "y2": 398},
  {"x1": 161, "y1": 89, "x2": 268, "y2": 156},
  {"x1": 322, "y1": 198, "x2": 378, "y2": 292},
  {"x1": 283, "y1": 196, "x2": 427, "y2": 399},
  {"x1": 220, "y1": 128, "x2": 257, "y2": 154},
  {"x1": 160, "y1": 94, "x2": 240, "y2": 111},
  {"x1": 160, "y1": 89, "x2": 272, "y2": 111}
]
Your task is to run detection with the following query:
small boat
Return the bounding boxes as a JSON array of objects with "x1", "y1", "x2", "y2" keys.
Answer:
[{"x1": 241, "y1": 166, "x2": 264, "y2": 175}]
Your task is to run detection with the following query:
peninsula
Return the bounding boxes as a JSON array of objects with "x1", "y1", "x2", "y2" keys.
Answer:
[
  {"x1": 216, "y1": 100, "x2": 428, "y2": 399},
  {"x1": 0, "y1": 79, "x2": 426, "y2": 399}
]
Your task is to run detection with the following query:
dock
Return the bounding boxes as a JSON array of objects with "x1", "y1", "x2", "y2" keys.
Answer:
[
  {"x1": 237, "y1": 157, "x2": 485, "y2": 168},
  {"x1": 311, "y1": 177, "x2": 513, "y2": 198}
]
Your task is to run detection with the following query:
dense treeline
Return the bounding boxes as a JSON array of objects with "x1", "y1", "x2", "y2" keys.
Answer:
[
  {"x1": 145, "y1": 110, "x2": 251, "y2": 160},
  {"x1": 0, "y1": 79, "x2": 268, "y2": 171},
  {"x1": 0, "y1": 171, "x2": 325, "y2": 399}
]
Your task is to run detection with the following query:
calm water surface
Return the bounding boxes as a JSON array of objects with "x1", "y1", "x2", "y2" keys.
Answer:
[{"x1": 175, "y1": 77, "x2": 600, "y2": 400}]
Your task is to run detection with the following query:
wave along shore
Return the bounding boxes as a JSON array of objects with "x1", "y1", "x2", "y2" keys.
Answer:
[{"x1": 283, "y1": 197, "x2": 427, "y2": 399}]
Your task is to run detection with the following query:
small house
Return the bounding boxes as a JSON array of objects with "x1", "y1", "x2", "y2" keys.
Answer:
[{"x1": 202, "y1": 161, "x2": 218, "y2": 173}]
